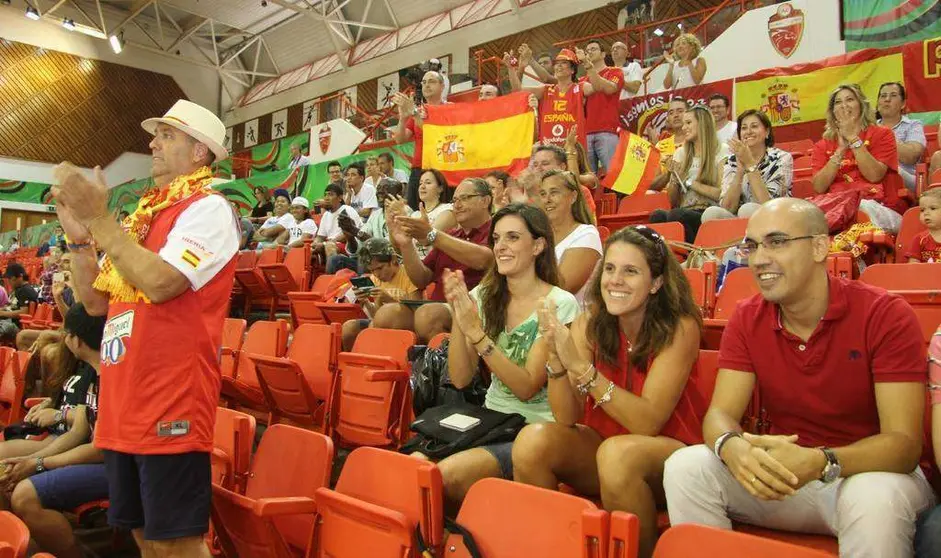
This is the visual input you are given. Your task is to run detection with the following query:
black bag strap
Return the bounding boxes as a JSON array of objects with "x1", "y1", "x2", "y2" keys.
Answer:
[{"x1": 414, "y1": 518, "x2": 481, "y2": 558}]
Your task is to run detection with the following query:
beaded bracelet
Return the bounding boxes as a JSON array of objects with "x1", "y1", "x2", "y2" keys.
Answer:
[
  {"x1": 593, "y1": 380, "x2": 616, "y2": 409},
  {"x1": 576, "y1": 365, "x2": 598, "y2": 395}
]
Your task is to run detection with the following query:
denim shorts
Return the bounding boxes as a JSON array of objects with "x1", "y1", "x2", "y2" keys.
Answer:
[
  {"x1": 481, "y1": 441, "x2": 514, "y2": 479},
  {"x1": 31, "y1": 463, "x2": 109, "y2": 511}
]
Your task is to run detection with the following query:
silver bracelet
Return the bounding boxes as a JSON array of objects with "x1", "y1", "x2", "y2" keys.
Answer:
[
  {"x1": 592, "y1": 381, "x2": 616, "y2": 409},
  {"x1": 575, "y1": 365, "x2": 598, "y2": 395},
  {"x1": 545, "y1": 362, "x2": 567, "y2": 380}
]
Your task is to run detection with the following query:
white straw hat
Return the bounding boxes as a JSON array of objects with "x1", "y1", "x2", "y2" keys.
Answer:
[{"x1": 141, "y1": 100, "x2": 228, "y2": 161}]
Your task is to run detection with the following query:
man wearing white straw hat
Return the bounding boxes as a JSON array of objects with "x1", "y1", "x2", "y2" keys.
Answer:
[{"x1": 50, "y1": 99, "x2": 238, "y2": 557}]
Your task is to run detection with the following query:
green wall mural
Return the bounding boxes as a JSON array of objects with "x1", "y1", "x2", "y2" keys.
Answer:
[
  {"x1": 0, "y1": 179, "x2": 54, "y2": 205},
  {"x1": 843, "y1": 0, "x2": 941, "y2": 51}
]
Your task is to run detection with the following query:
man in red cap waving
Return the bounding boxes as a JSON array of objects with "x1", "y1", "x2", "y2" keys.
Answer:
[{"x1": 51, "y1": 99, "x2": 239, "y2": 558}]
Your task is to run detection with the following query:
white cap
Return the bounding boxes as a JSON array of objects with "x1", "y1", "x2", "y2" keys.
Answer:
[{"x1": 291, "y1": 196, "x2": 310, "y2": 209}]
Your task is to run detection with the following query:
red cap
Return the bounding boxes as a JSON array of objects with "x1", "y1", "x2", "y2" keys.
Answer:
[{"x1": 554, "y1": 48, "x2": 578, "y2": 63}]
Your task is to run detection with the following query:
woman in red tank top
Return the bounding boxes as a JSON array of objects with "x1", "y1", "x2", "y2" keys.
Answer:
[{"x1": 513, "y1": 225, "x2": 706, "y2": 558}]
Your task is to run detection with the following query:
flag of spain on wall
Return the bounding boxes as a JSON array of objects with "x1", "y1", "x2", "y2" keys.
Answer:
[
  {"x1": 422, "y1": 91, "x2": 535, "y2": 183},
  {"x1": 602, "y1": 131, "x2": 661, "y2": 196}
]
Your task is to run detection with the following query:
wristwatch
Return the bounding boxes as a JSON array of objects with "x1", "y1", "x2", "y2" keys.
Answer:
[
  {"x1": 848, "y1": 137, "x2": 864, "y2": 150},
  {"x1": 35, "y1": 457, "x2": 46, "y2": 473},
  {"x1": 425, "y1": 229, "x2": 438, "y2": 246},
  {"x1": 819, "y1": 447, "x2": 841, "y2": 483},
  {"x1": 713, "y1": 431, "x2": 743, "y2": 459},
  {"x1": 745, "y1": 164, "x2": 759, "y2": 174},
  {"x1": 53, "y1": 409, "x2": 64, "y2": 425}
]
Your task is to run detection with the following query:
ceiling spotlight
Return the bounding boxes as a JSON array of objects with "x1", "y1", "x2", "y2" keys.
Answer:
[
  {"x1": 653, "y1": 28, "x2": 664, "y2": 37},
  {"x1": 25, "y1": 6, "x2": 40, "y2": 20},
  {"x1": 677, "y1": 22, "x2": 683, "y2": 29},
  {"x1": 261, "y1": 0, "x2": 268, "y2": 5},
  {"x1": 109, "y1": 32, "x2": 124, "y2": 54},
  {"x1": 62, "y1": 18, "x2": 75, "y2": 30}
]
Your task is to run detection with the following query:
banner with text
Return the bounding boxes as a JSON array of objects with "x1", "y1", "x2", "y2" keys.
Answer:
[
  {"x1": 902, "y1": 37, "x2": 941, "y2": 124},
  {"x1": 619, "y1": 79, "x2": 734, "y2": 140}
]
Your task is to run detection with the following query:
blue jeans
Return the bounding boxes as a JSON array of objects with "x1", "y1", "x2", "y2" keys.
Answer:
[
  {"x1": 587, "y1": 132, "x2": 619, "y2": 174},
  {"x1": 915, "y1": 504, "x2": 941, "y2": 557},
  {"x1": 326, "y1": 254, "x2": 360, "y2": 274}
]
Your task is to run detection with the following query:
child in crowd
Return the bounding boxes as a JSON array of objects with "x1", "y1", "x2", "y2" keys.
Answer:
[{"x1": 907, "y1": 188, "x2": 941, "y2": 263}]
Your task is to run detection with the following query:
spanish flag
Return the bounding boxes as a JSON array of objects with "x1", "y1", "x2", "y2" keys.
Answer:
[
  {"x1": 422, "y1": 92, "x2": 534, "y2": 183},
  {"x1": 602, "y1": 131, "x2": 661, "y2": 196}
]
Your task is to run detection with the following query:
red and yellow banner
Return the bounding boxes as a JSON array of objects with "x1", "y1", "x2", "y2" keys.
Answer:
[
  {"x1": 735, "y1": 48, "x2": 903, "y2": 129},
  {"x1": 602, "y1": 131, "x2": 661, "y2": 196},
  {"x1": 902, "y1": 37, "x2": 941, "y2": 119},
  {"x1": 619, "y1": 80, "x2": 734, "y2": 140},
  {"x1": 422, "y1": 92, "x2": 535, "y2": 183}
]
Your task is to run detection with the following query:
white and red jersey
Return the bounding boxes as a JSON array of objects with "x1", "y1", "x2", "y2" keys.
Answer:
[{"x1": 538, "y1": 82, "x2": 587, "y2": 148}]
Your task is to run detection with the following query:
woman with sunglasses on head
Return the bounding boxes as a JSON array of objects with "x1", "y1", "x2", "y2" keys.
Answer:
[
  {"x1": 539, "y1": 170, "x2": 601, "y2": 305},
  {"x1": 650, "y1": 105, "x2": 728, "y2": 242},
  {"x1": 811, "y1": 83, "x2": 905, "y2": 231},
  {"x1": 433, "y1": 203, "x2": 579, "y2": 511},
  {"x1": 513, "y1": 226, "x2": 705, "y2": 558},
  {"x1": 702, "y1": 110, "x2": 793, "y2": 222}
]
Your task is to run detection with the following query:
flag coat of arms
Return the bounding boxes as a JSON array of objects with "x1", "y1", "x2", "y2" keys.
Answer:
[
  {"x1": 421, "y1": 92, "x2": 535, "y2": 183},
  {"x1": 602, "y1": 131, "x2": 661, "y2": 196}
]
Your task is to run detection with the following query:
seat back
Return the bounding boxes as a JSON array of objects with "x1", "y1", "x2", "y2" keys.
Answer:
[
  {"x1": 212, "y1": 407, "x2": 257, "y2": 493},
  {"x1": 245, "y1": 425, "x2": 334, "y2": 551},
  {"x1": 261, "y1": 245, "x2": 311, "y2": 297},
  {"x1": 0, "y1": 350, "x2": 28, "y2": 426},
  {"x1": 646, "y1": 221, "x2": 684, "y2": 244},
  {"x1": 221, "y1": 318, "x2": 247, "y2": 379},
  {"x1": 335, "y1": 447, "x2": 444, "y2": 549},
  {"x1": 618, "y1": 191, "x2": 669, "y2": 215},
  {"x1": 253, "y1": 323, "x2": 339, "y2": 428},
  {"x1": 334, "y1": 328, "x2": 416, "y2": 447},
  {"x1": 314, "y1": 302, "x2": 367, "y2": 324},
  {"x1": 235, "y1": 250, "x2": 258, "y2": 269},
  {"x1": 693, "y1": 218, "x2": 748, "y2": 258},
  {"x1": 447, "y1": 478, "x2": 607, "y2": 558},
  {"x1": 654, "y1": 524, "x2": 834, "y2": 557},
  {"x1": 714, "y1": 268, "x2": 758, "y2": 320},
  {"x1": 288, "y1": 291, "x2": 328, "y2": 327},
  {"x1": 895, "y1": 208, "x2": 927, "y2": 263},
  {"x1": 256, "y1": 247, "x2": 283, "y2": 266},
  {"x1": 683, "y1": 268, "x2": 706, "y2": 316},
  {"x1": 597, "y1": 225, "x2": 611, "y2": 243},
  {"x1": 310, "y1": 488, "x2": 414, "y2": 558},
  {"x1": 791, "y1": 179, "x2": 815, "y2": 199},
  {"x1": 860, "y1": 263, "x2": 941, "y2": 345},
  {"x1": 234, "y1": 320, "x2": 289, "y2": 390},
  {"x1": 0, "y1": 511, "x2": 29, "y2": 558}
]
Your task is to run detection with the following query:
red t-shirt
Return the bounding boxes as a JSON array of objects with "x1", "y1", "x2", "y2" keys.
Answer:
[
  {"x1": 811, "y1": 125, "x2": 903, "y2": 212},
  {"x1": 580, "y1": 67, "x2": 624, "y2": 134},
  {"x1": 406, "y1": 116, "x2": 422, "y2": 168},
  {"x1": 906, "y1": 230, "x2": 941, "y2": 262},
  {"x1": 581, "y1": 332, "x2": 706, "y2": 445},
  {"x1": 718, "y1": 276, "x2": 927, "y2": 449},
  {"x1": 422, "y1": 220, "x2": 492, "y2": 302},
  {"x1": 538, "y1": 83, "x2": 587, "y2": 148}
]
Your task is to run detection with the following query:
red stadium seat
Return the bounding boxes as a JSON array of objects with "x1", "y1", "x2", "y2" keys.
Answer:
[
  {"x1": 693, "y1": 218, "x2": 748, "y2": 259},
  {"x1": 221, "y1": 320, "x2": 288, "y2": 412},
  {"x1": 19, "y1": 304, "x2": 55, "y2": 331},
  {"x1": 310, "y1": 447, "x2": 445, "y2": 556},
  {"x1": 446, "y1": 478, "x2": 610, "y2": 558},
  {"x1": 608, "y1": 512, "x2": 640, "y2": 558},
  {"x1": 260, "y1": 244, "x2": 312, "y2": 309},
  {"x1": 332, "y1": 328, "x2": 416, "y2": 449},
  {"x1": 220, "y1": 318, "x2": 247, "y2": 382},
  {"x1": 598, "y1": 225, "x2": 611, "y2": 243},
  {"x1": 251, "y1": 323, "x2": 341, "y2": 431},
  {"x1": 313, "y1": 302, "x2": 367, "y2": 324},
  {"x1": 0, "y1": 350, "x2": 30, "y2": 427},
  {"x1": 894, "y1": 207, "x2": 926, "y2": 263},
  {"x1": 597, "y1": 192, "x2": 618, "y2": 217},
  {"x1": 212, "y1": 407, "x2": 256, "y2": 493},
  {"x1": 654, "y1": 524, "x2": 835, "y2": 557},
  {"x1": 309, "y1": 489, "x2": 414, "y2": 557},
  {"x1": 859, "y1": 263, "x2": 941, "y2": 345},
  {"x1": 646, "y1": 221, "x2": 684, "y2": 244},
  {"x1": 428, "y1": 332, "x2": 449, "y2": 350},
  {"x1": 0, "y1": 511, "x2": 29, "y2": 558},
  {"x1": 702, "y1": 268, "x2": 758, "y2": 350},
  {"x1": 287, "y1": 273, "x2": 355, "y2": 327},
  {"x1": 792, "y1": 179, "x2": 815, "y2": 200},
  {"x1": 236, "y1": 247, "x2": 283, "y2": 319},
  {"x1": 683, "y1": 268, "x2": 707, "y2": 316},
  {"x1": 598, "y1": 192, "x2": 671, "y2": 230},
  {"x1": 211, "y1": 425, "x2": 334, "y2": 558}
]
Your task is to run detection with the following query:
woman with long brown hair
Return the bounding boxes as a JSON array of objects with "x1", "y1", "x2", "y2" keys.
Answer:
[
  {"x1": 433, "y1": 203, "x2": 579, "y2": 509},
  {"x1": 513, "y1": 225, "x2": 706, "y2": 558}
]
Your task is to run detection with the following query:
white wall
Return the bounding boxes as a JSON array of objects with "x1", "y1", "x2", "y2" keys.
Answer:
[
  {"x1": 0, "y1": 152, "x2": 152, "y2": 189},
  {"x1": 0, "y1": 4, "x2": 224, "y2": 112},
  {"x1": 224, "y1": 0, "x2": 612, "y2": 126},
  {"x1": 644, "y1": 0, "x2": 844, "y2": 94}
]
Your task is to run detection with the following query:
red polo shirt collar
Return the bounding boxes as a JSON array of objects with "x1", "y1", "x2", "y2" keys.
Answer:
[{"x1": 771, "y1": 274, "x2": 849, "y2": 332}]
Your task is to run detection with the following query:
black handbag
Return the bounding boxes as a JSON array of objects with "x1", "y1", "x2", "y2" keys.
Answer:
[{"x1": 400, "y1": 402, "x2": 526, "y2": 460}]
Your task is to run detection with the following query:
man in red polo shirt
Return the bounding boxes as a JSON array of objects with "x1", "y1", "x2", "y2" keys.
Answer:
[
  {"x1": 49, "y1": 100, "x2": 239, "y2": 558},
  {"x1": 387, "y1": 177, "x2": 493, "y2": 343},
  {"x1": 392, "y1": 71, "x2": 447, "y2": 210},
  {"x1": 662, "y1": 198, "x2": 935, "y2": 558},
  {"x1": 577, "y1": 40, "x2": 623, "y2": 174}
]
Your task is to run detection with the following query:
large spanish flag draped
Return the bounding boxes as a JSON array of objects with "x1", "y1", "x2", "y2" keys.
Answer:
[
  {"x1": 602, "y1": 131, "x2": 660, "y2": 196},
  {"x1": 421, "y1": 91, "x2": 535, "y2": 183}
]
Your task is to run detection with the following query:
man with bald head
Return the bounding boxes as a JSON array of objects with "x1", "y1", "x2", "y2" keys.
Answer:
[
  {"x1": 478, "y1": 84, "x2": 499, "y2": 101},
  {"x1": 611, "y1": 40, "x2": 642, "y2": 100},
  {"x1": 663, "y1": 198, "x2": 935, "y2": 557}
]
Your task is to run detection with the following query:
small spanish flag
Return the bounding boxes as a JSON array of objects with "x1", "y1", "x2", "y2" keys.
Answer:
[
  {"x1": 422, "y1": 92, "x2": 535, "y2": 184},
  {"x1": 602, "y1": 131, "x2": 661, "y2": 197},
  {"x1": 181, "y1": 249, "x2": 201, "y2": 269}
]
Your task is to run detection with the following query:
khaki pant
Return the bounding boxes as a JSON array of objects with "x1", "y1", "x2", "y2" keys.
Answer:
[{"x1": 663, "y1": 445, "x2": 936, "y2": 558}]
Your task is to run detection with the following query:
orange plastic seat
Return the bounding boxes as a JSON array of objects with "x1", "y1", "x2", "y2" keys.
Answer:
[
  {"x1": 19, "y1": 304, "x2": 54, "y2": 330},
  {"x1": 313, "y1": 302, "x2": 367, "y2": 324},
  {"x1": 333, "y1": 328, "x2": 416, "y2": 449},
  {"x1": 251, "y1": 323, "x2": 341, "y2": 430},
  {"x1": 221, "y1": 320, "x2": 288, "y2": 412},
  {"x1": 0, "y1": 511, "x2": 29, "y2": 558},
  {"x1": 646, "y1": 221, "x2": 684, "y2": 244},
  {"x1": 655, "y1": 524, "x2": 835, "y2": 557},
  {"x1": 860, "y1": 263, "x2": 941, "y2": 345},
  {"x1": 0, "y1": 350, "x2": 30, "y2": 427},
  {"x1": 702, "y1": 268, "x2": 758, "y2": 350},
  {"x1": 287, "y1": 274, "x2": 353, "y2": 327},
  {"x1": 894, "y1": 207, "x2": 926, "y2": 263},
  {"x1": 598, "y1": 191, "x2": 670, "y2": 231},
  {"x1": 211, "y1": 425, "x2": 334, "y2": 558},
  {"x1": 597, "y1": 192, "x2": 618, "y2": 217},
  {"x1": 598, "y1": 225, "x2": 611, "y2": 243},
  {"x1": 260, "y1": 244, "x2": 312, "y2": 311},
  {"x1": 236, "y1": 247, "x2": 283, "y2": 319},
  {"x1": 212, "y1": 407, "x2": 256, "y2": 493},
  {"x1": 220, "y1": 318, "x2": 247, "y2": 381},
  {"x1": 446, "y1": 478, "x2": 610, "y2": 557},
  {"x1": 792, "y1": 178, "x2": 815, "y2": 199},
  {"x1": 683, "y1": 268, "x2": 707, "y2": 316},
  {"x1": 693, "y1": 218, "x2": 748, "y2": 258},
  {"x1": 310, "y1": 447, "x2": 445, "y2": 556}
]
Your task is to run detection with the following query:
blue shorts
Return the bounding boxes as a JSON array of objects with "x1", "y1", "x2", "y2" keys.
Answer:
[
  {"x1": 481, "y1": 441, "x2": 514, "y2": 479},
  {"x1": 103, "y1": 450, "x2": 211, "y2": 541},
  {"x1": 30, "y1": 464, "x2": 109, "y2": 511}
]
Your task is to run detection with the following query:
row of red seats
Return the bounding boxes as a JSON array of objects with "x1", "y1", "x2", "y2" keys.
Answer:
[{"x1": 0, "y1": 348, "x2": 35, "y2": 428}]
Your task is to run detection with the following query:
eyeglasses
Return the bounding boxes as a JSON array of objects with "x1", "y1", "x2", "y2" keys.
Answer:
[
  {"x1": 737, "y1": 234, "x2": 821, "y2": 257},
  {"x1": 453, "y1": 193, "x2": 486, "y2": 204}
]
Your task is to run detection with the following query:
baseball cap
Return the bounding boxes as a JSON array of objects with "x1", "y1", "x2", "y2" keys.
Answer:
[
  {"x1": 3, "y1": 263, "x2": 26, "y2": 279},
  {"x1": 291, "y1": 196, "x2": 310, "y2": 209},
  {"x1": 357, "y1": 237, "x2": 397, "y2": 266}
]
